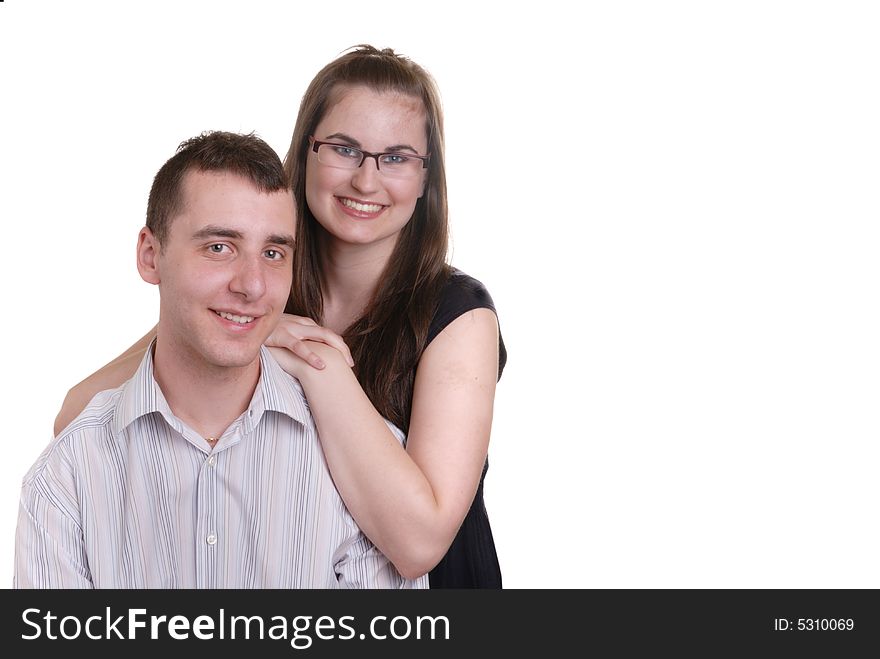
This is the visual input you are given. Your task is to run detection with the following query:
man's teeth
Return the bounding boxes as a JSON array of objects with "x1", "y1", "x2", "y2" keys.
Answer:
[
  {"x1": 341, "y1": 198, "x2": 383, "y2": 213},
  {"x1": 216, "y1": 311, "x2": 254, "y2": 324}
]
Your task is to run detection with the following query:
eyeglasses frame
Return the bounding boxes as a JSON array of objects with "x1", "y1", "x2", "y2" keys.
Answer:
[{"x1": 309, "y1": 137, "x2": 430, "y2": 174}]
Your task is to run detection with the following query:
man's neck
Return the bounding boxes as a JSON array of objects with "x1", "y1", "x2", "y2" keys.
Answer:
[{"x1": 151, "y1": 336, "x2": 261, "y2": 441}]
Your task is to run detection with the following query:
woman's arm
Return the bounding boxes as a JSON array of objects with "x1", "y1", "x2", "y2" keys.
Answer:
[
  {"x1": 278, "y1": 309, "x2": 499, "y2": 579},
  {"x1": 53, "y1": 326, "x2": 157, "y2": 436}
]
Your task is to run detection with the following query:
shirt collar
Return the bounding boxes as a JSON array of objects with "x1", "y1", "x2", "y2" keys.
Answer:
[
  {"x1": 112, "y1": 341, "x2": 312, "y2": 436},
  {"x1": 249, "y1": 346, "x2": 313, "y2": 431}
]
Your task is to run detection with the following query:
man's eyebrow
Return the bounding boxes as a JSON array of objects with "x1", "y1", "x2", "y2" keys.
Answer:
[
  {"x1": 192, "y1": 226, "x2": 293, "y2": 247},
  {"x1": 267, "y1": 234, "x2": 295, "y2": 247},
  {"x1": 192, "y1": 225, "x2": 243, "y2": 240},
  {"x1": 323, "y1": 132, "x2": 419, "y2": 154}
]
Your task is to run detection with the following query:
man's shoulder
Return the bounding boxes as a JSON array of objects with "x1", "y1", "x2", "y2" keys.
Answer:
[
  {"x1": 56, "y1": 384, "x2": 126, "y2": 439},
  {"x1": 26, "y1": 385, "x2": 126, "y2": 486},
  {"x1": 258, "y1": 348, "x2": 315, "y2": 426}
]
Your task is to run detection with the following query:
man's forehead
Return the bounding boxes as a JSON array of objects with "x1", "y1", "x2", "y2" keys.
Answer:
[
  {"x1": 178, "y1": 168, "x2": 285, "y2": 201},
  {"x1": 171, "y1": 169, "x2": 295, "y2": 236}
]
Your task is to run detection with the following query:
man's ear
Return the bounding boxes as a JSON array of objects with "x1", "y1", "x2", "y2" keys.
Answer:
[{"x1": 136, "y1": 227, "x2": 161, "y2": 285}]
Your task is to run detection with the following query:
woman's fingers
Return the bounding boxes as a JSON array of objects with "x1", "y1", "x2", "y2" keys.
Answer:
[
  {"x1": 287, "y1": 315, "x2": 319, "y2": 327},
  {"x1": 266, "y1": 314, "x2": 355, "y2": 367},
  {"x1": 289, "y1": 337, "x2": 327, "y2": 369}
]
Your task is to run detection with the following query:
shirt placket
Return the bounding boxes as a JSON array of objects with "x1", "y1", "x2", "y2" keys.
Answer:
[{"x1": 195, "y1": 448, "x2": 221, "y2": 588}]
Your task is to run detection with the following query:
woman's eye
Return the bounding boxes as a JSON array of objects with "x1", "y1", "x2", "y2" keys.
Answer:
[
  {"x1": 382, "y1": 153, "x2": 409, "y2": 165},
  {"x1": 333, "y1": 146, "x2": 360, "y2": 159}
]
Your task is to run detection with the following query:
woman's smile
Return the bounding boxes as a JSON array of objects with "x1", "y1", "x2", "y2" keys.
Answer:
[{"x1": 336, "y1": 195, "x2": 388, "y2": 218}]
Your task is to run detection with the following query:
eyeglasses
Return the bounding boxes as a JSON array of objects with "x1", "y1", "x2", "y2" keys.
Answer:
[{"x1": 310, "y1": 137, "x2": 429, "y2": 179}]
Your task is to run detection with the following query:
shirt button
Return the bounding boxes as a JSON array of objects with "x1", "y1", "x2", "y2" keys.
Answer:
[
  {"x1": 206, "y1": 534, "x2": 217, "y2": 545},
  {"x1": 207, "y1": 455, "x2": 217, "y2": 467}
]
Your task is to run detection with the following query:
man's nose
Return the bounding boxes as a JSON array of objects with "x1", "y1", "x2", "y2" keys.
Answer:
[{"x1": 229, "y1": 256, "x2": 266, "y2": 299}]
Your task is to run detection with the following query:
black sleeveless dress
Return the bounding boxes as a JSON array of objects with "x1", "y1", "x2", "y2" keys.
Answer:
[{"x1": 425, "y1": 269, "x2": 507, "y2": 589}]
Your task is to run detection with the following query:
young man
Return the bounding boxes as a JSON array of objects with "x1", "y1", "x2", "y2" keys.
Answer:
[{"x1": 14, "y1": 131, "x2": 425, "y2": 589}]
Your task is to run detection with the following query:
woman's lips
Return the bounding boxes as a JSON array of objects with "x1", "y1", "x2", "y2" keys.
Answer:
[{"x1": 336, "y1": 196, "x2": 386, "y2": 218}]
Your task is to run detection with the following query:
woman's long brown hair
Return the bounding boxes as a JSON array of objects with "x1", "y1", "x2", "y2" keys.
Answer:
[{"x1": 283, "y1": 46, "x2": 450, "y2": 431}]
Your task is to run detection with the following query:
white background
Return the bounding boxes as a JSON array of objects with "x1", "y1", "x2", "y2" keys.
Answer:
[{"x1": 1, "y1": 0, "x2": 878, "y2": 588}]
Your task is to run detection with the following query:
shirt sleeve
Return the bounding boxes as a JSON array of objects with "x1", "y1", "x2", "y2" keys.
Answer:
[
  {"x1": 334, "y1": 534, "x2": 427, "y2": 589},
  {"x1": 14, "y1": 478, "x2": 93, "y2": 589}
]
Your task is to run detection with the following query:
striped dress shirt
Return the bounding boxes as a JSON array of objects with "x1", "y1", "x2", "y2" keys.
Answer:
[{"x1": 15, "y1": 345, "x2": 426, "y2": 589}]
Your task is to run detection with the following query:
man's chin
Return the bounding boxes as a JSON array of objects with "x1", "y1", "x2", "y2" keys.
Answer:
[
  {"x1": 215, "y1": 353, "x2": 262, "y2": 370},
  {"x1": 203, "y1": 341, "x2": 265, "y2": 370}
]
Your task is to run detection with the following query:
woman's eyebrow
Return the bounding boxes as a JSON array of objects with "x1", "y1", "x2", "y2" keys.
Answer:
[
  {"x1": 384, "y1": 143, "x2": 419, "y2": 154},
  {"x1": 324, "y1": 132, "x2": 361, "y2": 147},
  {"x1": 323, "y1": 133, "x2": 419, "y2": 154}
]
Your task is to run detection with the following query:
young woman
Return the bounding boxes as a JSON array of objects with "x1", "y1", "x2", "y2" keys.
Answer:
[{"x1": 55, "y1": 45, "x2": 506, "y2": 588}]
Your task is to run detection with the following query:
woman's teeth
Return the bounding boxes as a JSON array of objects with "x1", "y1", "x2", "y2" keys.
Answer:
[{"x1": 341, "y1": 198, "x2": 383, "y2": 213}]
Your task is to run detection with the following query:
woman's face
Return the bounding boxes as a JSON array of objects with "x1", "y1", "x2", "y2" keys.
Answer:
[{"x1": 305, "y1": 85, "x2": 428, "y2": 255}]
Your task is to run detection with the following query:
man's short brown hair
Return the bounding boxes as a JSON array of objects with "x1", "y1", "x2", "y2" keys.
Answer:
[{"x1": 146, "y1": 131, "x2": 289, "y2": 246}]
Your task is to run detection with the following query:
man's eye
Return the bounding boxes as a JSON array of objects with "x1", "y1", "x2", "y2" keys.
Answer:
[
  {"x1": 208, "y1": 244, "x2": 229, "y2": 254},
  {"x1": 264, "y1": 249, "x2": 283, "y2": 260}
]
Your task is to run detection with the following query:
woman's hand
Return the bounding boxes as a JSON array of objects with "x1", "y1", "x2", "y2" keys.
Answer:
[{"x1": 265, "y1": 314, "x2": 354, "y2": 372}]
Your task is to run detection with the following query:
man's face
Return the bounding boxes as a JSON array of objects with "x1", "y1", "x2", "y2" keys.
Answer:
[{"x1": 139, "y1": 169, "x2": 295, "y2": 371}]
